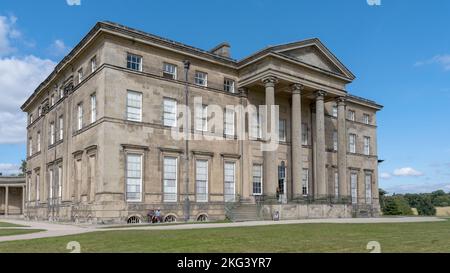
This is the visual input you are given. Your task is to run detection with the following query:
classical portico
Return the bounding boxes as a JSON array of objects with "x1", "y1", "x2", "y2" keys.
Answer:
[
  {"x1": 245, "y1": 74, "x2": 351, "y2": 202},
  {"x1": 0, "y1": 176, "x2": 26, "y2": 216}
]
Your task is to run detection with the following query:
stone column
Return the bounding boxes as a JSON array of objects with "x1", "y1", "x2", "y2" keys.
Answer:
[
  {"x1": 291, "y1": 83, "x2": 304, "y2": 199},
  {"x1": 5, "y1": 186, "x2": 9, "y2": 216},
  {"x1": 262, "y1": 76, "x2": 278, "y2": 198},
  {"x1": 337, "y1": 97, "x2": 348, "y2": 199},
  {"x1": 22, "y1": 185, "x2": 25, "y2": 215},
  {"x1": 315, "y1": 91, "x2": 327, "y2": 198}
]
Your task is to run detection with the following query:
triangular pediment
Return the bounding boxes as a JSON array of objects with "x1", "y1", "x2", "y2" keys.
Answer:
[{"x1": 272, "y1": 39, "x2": 355, "y2": 80}]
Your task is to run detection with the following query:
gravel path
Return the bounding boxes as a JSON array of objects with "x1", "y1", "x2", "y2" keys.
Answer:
[{"x1": 0, "y1": 216, "x2": 444, "y2": 243}]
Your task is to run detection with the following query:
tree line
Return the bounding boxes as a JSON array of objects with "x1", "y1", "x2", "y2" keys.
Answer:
[{"x1": 379, "y1": 189, "x2": 450, "y2": 216}]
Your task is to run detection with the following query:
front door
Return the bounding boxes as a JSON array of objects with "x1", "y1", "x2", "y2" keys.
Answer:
[{"x1": 278, "y1": 165, "x2": 287, "y2": 204}]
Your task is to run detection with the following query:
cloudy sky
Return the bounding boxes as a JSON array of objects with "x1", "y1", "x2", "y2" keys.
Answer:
[{"x1": 0, "y1": 0, "x2": 449, "y2": 194}]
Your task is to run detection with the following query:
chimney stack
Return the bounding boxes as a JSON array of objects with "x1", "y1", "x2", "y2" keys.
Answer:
[{"x1": 210, "y1": 42, "x2": 231, "y2": 58}]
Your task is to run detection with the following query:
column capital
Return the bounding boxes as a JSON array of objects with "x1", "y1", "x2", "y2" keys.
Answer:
[
  {"x1": 336, "y1": 96, "x2": 347, "y2": 105},
  {"x1": 290, "y1": 83, "x2": 304, "y2": 94},
  {"x1": 262, "y1": 76, "x2": 278, "y2": 87},
  {"x1": 315, "y1": 90, "x2": 327, "y2": 99}
]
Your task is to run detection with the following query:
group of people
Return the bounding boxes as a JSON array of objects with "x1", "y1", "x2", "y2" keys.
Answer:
[{"x1": 147, "y1": 208, "x2": 162, "y2": 223}]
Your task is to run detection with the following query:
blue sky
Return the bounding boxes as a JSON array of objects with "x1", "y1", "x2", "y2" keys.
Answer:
[{"x1": 0, "y1": 0, "x2": 449, "y2": 194}]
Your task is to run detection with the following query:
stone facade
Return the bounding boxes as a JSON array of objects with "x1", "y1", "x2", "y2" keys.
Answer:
[{"x1": 22, "y1": 22, "x2": 382, "y2": 224}]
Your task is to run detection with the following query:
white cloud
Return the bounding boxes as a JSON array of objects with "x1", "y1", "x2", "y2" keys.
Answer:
[
  {"x1": 0, "y1": 163, "x2": 20, "y2": 175},
  {"x1": 0, "y1": 56, "x2": 55, "y2": 143},
  {"x1": 0, "y1": 14, "x2": 56, "y2": 144},
  {"x1": 415, "y1": 54, "x2": 450, "y2": 71},
  {"x1": 49, "y1": 39, "x2": 71, "y2": 56},
  {"x1": 380, "y1": 172, "x2": 392, "y2": 180},
  {"x1": 0, "y1": 15, "x2": 20, "y2": 56},
  {"x1": 393, "y1": 167, "x2": 424, "y2": 177}
]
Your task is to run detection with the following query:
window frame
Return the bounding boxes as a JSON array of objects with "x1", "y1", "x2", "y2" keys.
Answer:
[
  {"x1": 195, "y1": 159, "x2": 209, "y2": 203},
  {"x1": 77, "y1": 68, "x2": 84, "y2": 84},
  {"x1": 126, "y1": 53, "x2": 143, "y2": 72},
  {"x1": 194, "y1": 71, "x2": 208, "y2": 87},
  {"x1": 332, "y1": 104, "x2": 338, "y2": 118},
  {"x1": 351, "y1": 172, "x2": 358, "y2": 204},
  {"x1": 363, "y1": 113, "x2": 370, "y2": 125},
  {"x1": 163, "y1": 63, "x2": 177, "y2": 80},
  {"x1": 301, "y1": 123, "x2": 309, "y2": 145},
  {"x1": 163, "y1": 156, "x2": 178, "y2": 203},
  {"x1": 365, "y1": 173, "x2": 372, "y2": 204},
  {"x1": 224, "y1": 107, "x2": 235, "y2": 137},
  {"x1": 90, "y1": 93, "x2": 97, "y2": 123},
  {"x1": 50, "y1": 122, "x2": 55, "y2": 145},
  {"x1": 91, "y1": 56, "x2": 97, "y2": 73},
  {"x1": 224, "y1": 78, "x2": 235, "y2": 93},
  {"x1": 126, "y1": 90, "x2": 143, "y2": 122},
  {"x1": 252, "y1": 164, "x2": 263, "y2": 196},
  {"x1": 348, "y1": 110, "x2": 356, "y2": 121},
  {"x1": 349, "y1": 133, "x2": 356, "y2": 154},
  {"x1": 333, "y1": 130, "x2": 338, "y2": 151},
  {"x1": 195, "y1": 104, "x2": 208, "y2": 132},
  {"x1": 58, "y1": 116, "x2": 64, "y2": 141},
  {"x1": 125, "y1": 153, "x2": 143, "y2": 202},
  {"x1": 77, "y1": 103, "x2": 83, "y2": 131},
  {"x1": 224, "y1": 161, "x2": 236, "y2": 202},
  {"x1": 163, "y1": 98, "x2": 177, "y2": 127},
  {"x1": 363, "y1": 136, "x2": 370, "y2": 155},
  {"x1": 279, "y1": 119, "x2": 286, "y2": 142},
  {"x1": 302, "y1": 168, "x2": 309, "y2": 196}
]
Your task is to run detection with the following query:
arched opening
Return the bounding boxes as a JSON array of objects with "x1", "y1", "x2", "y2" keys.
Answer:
[
  {"x1": 164, "y1": 214, "x2": 177, "y2": 223},
  {"x1": 197, "y1": 214, "x2": 208, "y2": 222},
  {"x1": 127, "y1": 215, "x2": 142, "y2": 224}
]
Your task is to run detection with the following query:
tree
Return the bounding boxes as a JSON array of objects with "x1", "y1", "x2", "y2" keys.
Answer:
[
  {"x1": 19, "y1": 160, "x2": 26, "y2": 177},
  {"x1": 382, "y1": 195, "x2": 413, "y2": 216},
  {"x1": 416, "y1": 196, "x2": 436, "y2": 216}
]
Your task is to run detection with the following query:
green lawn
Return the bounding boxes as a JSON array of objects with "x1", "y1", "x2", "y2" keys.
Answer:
[
  {"x1": 0, "y1": 229, "x2": 44, "y2": 237},
  {"x1": 0, "y1": 221, "x2": 28, "y2": 228},
  {"x1": 1, "y1": 219, "x2": 450, "y2": 253}
]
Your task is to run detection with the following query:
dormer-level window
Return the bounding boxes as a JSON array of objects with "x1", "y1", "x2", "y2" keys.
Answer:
[
  {"x1": 195, "y1": 71, "x2": 207, "y2": 87},
  {"x1": 51, "y1": 95, "x2": 55, "y2": 106},
  {"x1": 29, "y1": 114, "x2": 33, "y2": 124},
  {"x1": 91, "y1": 56, "x2": 97, "y2": 72},
  {"x1": 127, "y1": 53, "x2": 142, "y2": 71},
  {"x1": 78, "y1": 68, "x2": 84, "y2": 84},
  {"x1": 363, "y1": 114, "x2": 370, "y2": 125},
  {"x1": 59, "y1": 88, "x2": 64, "y2": 99},
  {"x1": 224, "y1": 78, "x2": 235, "y2": 93},
  {"x1": 163, "y1": 63, "x2": 177, "y2": 80},
  {"x1": 348, "y1": 110, "x2": 355, "y2": 121},
  {"x1": 38, "y1": 107, "x2": 42, "y2": 117}
]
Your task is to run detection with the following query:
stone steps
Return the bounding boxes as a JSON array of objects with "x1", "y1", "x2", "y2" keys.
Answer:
[{"x1": 229, "y1": 204, "x2": 259, "y2": 222}]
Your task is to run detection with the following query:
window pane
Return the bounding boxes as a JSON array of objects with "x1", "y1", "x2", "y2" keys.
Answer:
[
  {"x1": 252, "y1": 164, "x2": 262, "y2": 195},
  {"x1": 224, "y1": 162, "x2": 236, "y2": 202},
  {"x1": 126, "y1": 154, "x2": 142, "y2": 201},
  {"x1": 164, "y1": 157, "x2": 177, "y2": 202}
]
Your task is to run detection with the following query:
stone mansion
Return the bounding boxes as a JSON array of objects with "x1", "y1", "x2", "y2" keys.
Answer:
[{"x1": 22, "y1": 22, "x2": 382, "y2": 224}]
